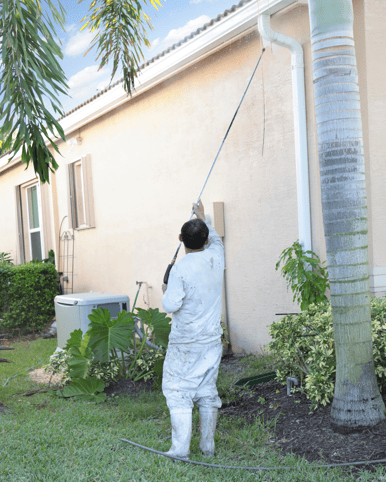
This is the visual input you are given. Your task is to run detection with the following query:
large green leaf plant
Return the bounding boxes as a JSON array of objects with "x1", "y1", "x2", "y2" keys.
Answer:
[{"x1": 56, "y1": 307, "x2": 171, "y2": 403}]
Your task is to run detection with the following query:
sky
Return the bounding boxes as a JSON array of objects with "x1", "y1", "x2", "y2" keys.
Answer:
[{"x1": 57, "y1": 0, "x2": 242, "y2": 114}]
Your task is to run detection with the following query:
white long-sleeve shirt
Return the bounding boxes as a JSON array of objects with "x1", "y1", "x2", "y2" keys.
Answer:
[{"x1": 162, "y1": 222, "x2": 225, "y2": 345}]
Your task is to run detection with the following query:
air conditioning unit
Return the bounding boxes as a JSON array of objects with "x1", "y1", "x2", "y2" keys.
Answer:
[{"x1": 55, "y1": 292, "x2": 130, "y2": 349}]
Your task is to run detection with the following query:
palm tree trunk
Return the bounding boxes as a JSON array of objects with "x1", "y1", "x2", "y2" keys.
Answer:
[{"x1": 308, "y1": 0, "x2": 385, "y2": 432}]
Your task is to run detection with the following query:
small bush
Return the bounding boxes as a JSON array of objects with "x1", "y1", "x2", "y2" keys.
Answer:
[
  {"x1": 268, "y1": 298, "x2": 386, "y2": 407},
  {"x1": 44, "y1": 350, "x2": 121, "y2": 385},
  {"x1": 45, "y1": 348, "x2": 165, "y2": 386},
  {"x1": 0, "y1": 262, "x2": 58, "y2": 335},
  {"x1": 0, "y1": 261, "x2": 13, "y2": 314}
]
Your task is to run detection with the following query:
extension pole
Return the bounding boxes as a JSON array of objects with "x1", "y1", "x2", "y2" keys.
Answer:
[{"x1": 163, "y1": 48, "x2": 265, "y2": 284}]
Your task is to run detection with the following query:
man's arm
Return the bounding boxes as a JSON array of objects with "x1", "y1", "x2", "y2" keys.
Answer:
[
  {"x1": 162, "y1": 264, "x2": 185, "y2": 313},
  {"x1": 193, "y1": 200, "x2": 224, "y2": 254}
]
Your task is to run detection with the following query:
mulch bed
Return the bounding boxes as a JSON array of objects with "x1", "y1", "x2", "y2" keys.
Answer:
[
  {"x1": 220, "y1": 363, "x2": 386, "y2": 471},
  {"x1": 104, "y1": 377, "x2": 154, "y2": 398}
]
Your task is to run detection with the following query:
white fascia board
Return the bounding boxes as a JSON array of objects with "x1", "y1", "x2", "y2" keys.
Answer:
[{"x1": 0, "y1": 0, "x2": 298, "y2": 169}]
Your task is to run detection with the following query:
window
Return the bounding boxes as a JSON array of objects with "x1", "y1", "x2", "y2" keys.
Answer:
[
  {"x1": 16, "y1": 179, "x2": 52, "y2": 263},
  {"x1": 26, "y1": 183, "x2": 44, "y2": 260},
  {"x1": 68, "y1": 155, "x2": 95, "y2": 229}
]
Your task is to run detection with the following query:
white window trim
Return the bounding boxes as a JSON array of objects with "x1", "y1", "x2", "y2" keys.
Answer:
[{"x1": 67, "y1": 154, "x2": 95, "y2": 230}]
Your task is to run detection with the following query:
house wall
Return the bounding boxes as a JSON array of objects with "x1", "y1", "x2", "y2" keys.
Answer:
[
  {"x1": 50, "y1": 26, "x2": 305, "y2": 354},
  {"x1": 1, "y1": 0, "x2": 384, "y2": 352}
]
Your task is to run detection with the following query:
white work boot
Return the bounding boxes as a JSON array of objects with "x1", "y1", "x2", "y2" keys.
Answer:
[
  {"x1": 199, "y1": 407, "x2": 218, "y2": 456},
  {"x1": 165, "y1": 409, "x2": 192, "y2": 459}
]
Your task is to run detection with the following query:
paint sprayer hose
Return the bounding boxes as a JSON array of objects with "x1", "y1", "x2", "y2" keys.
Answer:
[
  {"x1": 134, "y1": 317, "x2": 163, "y2": 351},
  {"x1": 120, "y1": 438, "x2": 386, "y2": 471}
]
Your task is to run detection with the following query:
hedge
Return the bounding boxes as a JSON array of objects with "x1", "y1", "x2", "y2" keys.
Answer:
[
  {"x1": 0, "y1": 262, "x2": 58, "y2": 335},
  {"x1": 268, "y1": 298, "x2": 386, "y2": 407}
]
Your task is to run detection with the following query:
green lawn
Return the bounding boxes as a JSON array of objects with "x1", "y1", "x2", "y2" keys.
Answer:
[{"x1": 0, "y1": 339, "x2": 384, "y2": 481}]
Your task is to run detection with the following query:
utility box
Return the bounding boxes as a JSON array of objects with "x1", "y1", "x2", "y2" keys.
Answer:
[{"x1": 55, "y1": 292, "x2": 130, "y2": 349}]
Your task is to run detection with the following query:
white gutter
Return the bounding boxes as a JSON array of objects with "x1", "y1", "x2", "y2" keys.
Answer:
[{"x1": 258, "y1": 13, "x2": 312, "y2": 252}]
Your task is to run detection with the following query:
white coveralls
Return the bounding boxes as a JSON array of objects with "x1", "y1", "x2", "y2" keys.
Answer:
[{"x1": 162, "y1": 221, "x2": 224, "y2": 411}]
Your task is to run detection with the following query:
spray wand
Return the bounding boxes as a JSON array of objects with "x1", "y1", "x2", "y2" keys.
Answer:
[{"x1": 163, "y1": 48, "x2": 265, "y2": 285}]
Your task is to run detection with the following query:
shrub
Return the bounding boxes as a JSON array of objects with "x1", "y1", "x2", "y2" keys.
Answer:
[
  {"x1": 45, "y1": 348, "x2": 164, "y2": 386},
  {"x1": 0, "y1": 262, "x2": 58, "y2": 335},
  {"x1": 44, "y1": 350, "x2": 121, "y2": 385},
  {"x1": 0, "y1": 261, "x2": 13, "y2": 314},
  {"x1": 0, "y1": 252, "x2": 13, "y2": 263},
  {"x1": 268, "y1": 298, "x2": 386, "y2": 408}
]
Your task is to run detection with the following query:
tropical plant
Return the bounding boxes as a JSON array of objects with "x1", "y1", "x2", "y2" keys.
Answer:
[
  {"x1": 276, "y1": 240, "x2": 329, "y2": 311},
  {"x1": 43, "y1": 249, "x2": 55, "y2": 265},
  {"x1": 0, "y1": 252, "x2": 13, "y2": 264},
  {"x1": 44, "y1": 348, "x2": 120, "y2": 385},
  {"x1": 308, "y1": 0, "x2": 385, "y2": 432},
  {"x1": 55, "y1": 307, "x2": 171, "y2": 402},
  {"x1": 0, "y1": 0, "x2": 163, "y2": 182},
  {"x1": 269, "y1": 298, "x2": 386, "y2": 409}
]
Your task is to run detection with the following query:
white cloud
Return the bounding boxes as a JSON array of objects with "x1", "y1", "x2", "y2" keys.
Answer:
[
  {"x1": 144, "y1": 15, "x2": 211, "y2": 61},
  {"x1": 65, "y1": 29, "x2": 95, "y2": 57},
  {"x1": 97, "y1": 79, "x2": 111, "y2": 91},
  {"x1": 162, "y1": 15, "x2": 210, "y2": 47},
  {"x1": 65, "y1": 23, "x2": 77, "y2": 34},
  {"x1": 149, "y1": 38, "x2": 160, "y2": 50},
  {"x1": 68, "y1": 65, "x2": 110, "y2": 99}
]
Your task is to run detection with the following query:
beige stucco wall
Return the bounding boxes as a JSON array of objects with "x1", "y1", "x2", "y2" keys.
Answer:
[{"x1": 1, "y1": 0, "x2": 384, "y2": 352}]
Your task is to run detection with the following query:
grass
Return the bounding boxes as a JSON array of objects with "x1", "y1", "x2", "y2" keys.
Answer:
[{"x1": 1, "y1": 340, "x2": 385, "y2": 481}]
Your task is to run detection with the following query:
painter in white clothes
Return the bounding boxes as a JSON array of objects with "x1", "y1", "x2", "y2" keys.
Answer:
[{"x1": 162, "y1": 200, "x2": 225, "y2": 458}]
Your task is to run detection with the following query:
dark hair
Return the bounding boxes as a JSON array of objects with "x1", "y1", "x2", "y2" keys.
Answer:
[{"x1": 180, "y1": 219, "x2": 209, "y2": 250}]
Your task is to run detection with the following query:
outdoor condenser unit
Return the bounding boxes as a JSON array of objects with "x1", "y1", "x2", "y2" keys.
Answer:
[{"x1": 55, "y1": 292, "x2": 130, "y2": 349}]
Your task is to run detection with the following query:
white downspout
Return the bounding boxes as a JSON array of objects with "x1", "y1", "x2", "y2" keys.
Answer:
[{"x1": 258, "y1": 13, "x2": 312, "y2": 252}]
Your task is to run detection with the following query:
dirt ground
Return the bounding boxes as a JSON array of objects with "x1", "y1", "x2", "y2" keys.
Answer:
[
  {"x1": 29, "y1": 368, "x2": 63, "y2": 386},
  {"x1": 220, "y1": 356, "x2": 386, "y2": 472},
  {"x1": 104, "y1": 377, "x2": 154, "y2": 397}
]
